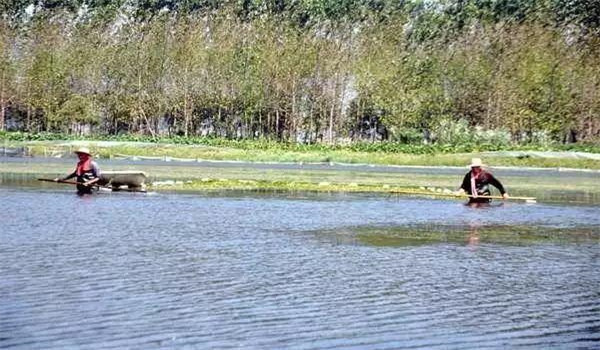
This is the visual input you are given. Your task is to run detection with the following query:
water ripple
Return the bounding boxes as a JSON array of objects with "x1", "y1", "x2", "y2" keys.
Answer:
[{"x1": 1, "y1": 190, "x2": 599, "y2": 349}]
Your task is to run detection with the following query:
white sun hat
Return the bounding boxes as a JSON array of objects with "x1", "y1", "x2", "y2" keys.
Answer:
[
  {"x1": 74, "y1": 147, "x2": 91, "y2": 156},
  {"x1": 469, "y1": 158, "x2": 485, "y2": 168}
]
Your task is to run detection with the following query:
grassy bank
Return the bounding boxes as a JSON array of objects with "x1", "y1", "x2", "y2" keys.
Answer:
[
  {"x1": 2, "y1": 135, "x2": 600, "y2": 170},
  {"x1": 3, "y1": 131, "x2": 600, "y2": 153}
]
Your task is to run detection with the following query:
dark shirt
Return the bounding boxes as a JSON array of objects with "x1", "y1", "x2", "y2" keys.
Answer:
[{"x1": 460, "y1": 170, "x2": 506, "y2": 197}]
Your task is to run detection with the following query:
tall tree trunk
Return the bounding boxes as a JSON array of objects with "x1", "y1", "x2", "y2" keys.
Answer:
[
  {"x1": 183, "y1": 67, "x2": 189, "y2": 137},
  {"x1": 258, "y1": 111, "x2": 262, "y2": 139},
  {"x1": 0, "y1": 70, "x2": 5, "y2": 131},
  {"x1": 275, "y1": 108, "x2": 280, "y2": 140},
  {"x1": 184, "y1": 90, "x2": 189, "y2": 137},
  {"x1": 218, "y1": 107, "x2": 222, "y2": 137},
  {"x1": 328, "y1": 102, "x2": 334, "y2": 144},
  {"x1": 0, "y1": 95, "x2": 5, "y2": 132},
  {"x1": 291, "y1": 80, "x2": 297, "y2": 143},
  {"x1": 266, "y1": 111, "x2": 271, "y2": 139},
  {"x1": 26, "y1": 105, "x2": 31, "y2": 132},
  {"x1": 0, "y1": 102, "x2": 5, "y2": 132},
  {"x1": 137, "y1": 72, "x2": 155, "y2": 137}
]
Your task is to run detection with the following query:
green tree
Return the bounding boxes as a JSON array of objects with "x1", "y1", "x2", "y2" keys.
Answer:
[{"x1": 0, "y1": 23, "x2": 17, "y2": 131}]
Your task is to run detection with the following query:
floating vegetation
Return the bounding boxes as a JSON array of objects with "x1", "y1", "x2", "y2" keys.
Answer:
[
  {"x1": 2, "y1": 158, "x2": 600, "y2": 204},
  {"x1": 149, "y1": 178, "x2": 405, "y2": 194},
  {"x1": 313, "y1": 224, "x2": 600, "y2": 247}
]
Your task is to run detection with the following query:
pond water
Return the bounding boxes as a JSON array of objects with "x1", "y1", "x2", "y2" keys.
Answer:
[{"x1": 1, "y1": 184, "x2": 599, "y2": 349}]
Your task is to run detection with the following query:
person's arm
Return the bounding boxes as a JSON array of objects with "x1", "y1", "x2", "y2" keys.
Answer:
[
  {"x1": 55, "y1": 170, "x2": 76, "y2": 181},
  {"x1": 488, "y1": 173, "x2": 509, "y2": 198},
  {"x1": 459, "y1": 172, "x2": 471, "y2": 194}
]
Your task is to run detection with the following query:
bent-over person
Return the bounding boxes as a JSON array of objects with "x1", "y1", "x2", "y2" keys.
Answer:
[{"x1": 458, "y1": 158, "x2": 508, "y2": 204}]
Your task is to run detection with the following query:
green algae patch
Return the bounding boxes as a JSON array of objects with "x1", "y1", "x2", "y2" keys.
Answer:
[
  {"x1": 314, "y1": 224, "x2": 600, "y2": 247},
  {"x1": 149, "y1": 177, "x2": 408, "y2": 194},
  {"x1": 358, "y1": 235, "x2": 445, "y2": 247}
]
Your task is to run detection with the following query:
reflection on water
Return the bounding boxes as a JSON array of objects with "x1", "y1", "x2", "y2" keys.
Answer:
[{"x1": 1, "y1": 185, "x2": 600, "y2": 349}]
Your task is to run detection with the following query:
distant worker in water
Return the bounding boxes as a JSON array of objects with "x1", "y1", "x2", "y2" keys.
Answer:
[
  {"x1": 457, "y1": 158, "x2": 508, "y2": 204},
  {"x1": 54, "y1": 147, "x2": 101, "y2": 195}
]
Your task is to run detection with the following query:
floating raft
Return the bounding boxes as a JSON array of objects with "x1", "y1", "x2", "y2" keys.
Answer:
[{"x1": 98, "y1": 171, "x2": 147, "y2": 190}]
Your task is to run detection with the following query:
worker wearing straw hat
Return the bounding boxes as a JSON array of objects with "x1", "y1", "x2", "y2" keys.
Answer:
[
  {"x1": 54, "y1": 147, "x2": 102, "y2": 195},
  {"x1": 457, "y1": 158, "x2": 509, "y2": 204}
]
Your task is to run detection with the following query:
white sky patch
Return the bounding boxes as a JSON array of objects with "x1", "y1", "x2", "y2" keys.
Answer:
[
  {"x1": 341, "y1": 75, "x2": 358, "y2": 117},
  {"x1": 25, "y1": 4, "x2": 35, "y2": 16},
  {"x1": 109, "y1": 3, "x2": 137, "y2": 36},
  {"x1": 77, "y1": 3, "x2": 89, "y2": 18}
]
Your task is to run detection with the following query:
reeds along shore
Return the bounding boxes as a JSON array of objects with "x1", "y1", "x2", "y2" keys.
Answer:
[{"x1": 1, "y1": 1, "x2": 599, "y2": 145}]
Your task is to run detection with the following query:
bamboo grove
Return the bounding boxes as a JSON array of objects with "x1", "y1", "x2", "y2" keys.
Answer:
[{"x1": 1, "y1": 1, "x2": 599, "y2": 145}]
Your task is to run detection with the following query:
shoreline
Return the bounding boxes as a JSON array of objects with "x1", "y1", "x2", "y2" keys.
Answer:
[
  {"x1": 2, "y1": 139, "x2": 600, "y2": 171},
  {"x1": 3, "y1": 154, "x2": 600, "y2": 174}
]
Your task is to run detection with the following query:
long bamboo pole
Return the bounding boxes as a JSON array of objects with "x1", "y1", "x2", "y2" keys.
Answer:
[
  {"x1": 37, "y1": 178, "x2": 146, "y2": 193},
  {"x1": 389, "y1": 189, "x2": 536, "y2": 202}
]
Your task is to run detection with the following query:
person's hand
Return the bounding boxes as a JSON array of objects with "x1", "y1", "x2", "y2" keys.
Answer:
[
  {"x1": 502, "y1": 193, "x2": 509, "y2": 200},
  {"x1": 83, "y1": 181, "x2": 92, "y2": 187},
  {"x1": 454, "y1": 189, "x2": 465, "y2": 196},
  {"x1": 53, "y1": 177, "x2": 60, "y2": 182}
]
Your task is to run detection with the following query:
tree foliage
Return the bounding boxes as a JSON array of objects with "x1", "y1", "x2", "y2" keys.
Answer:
[{"x1": 1, "y1": 0, "x2": 599, "y2": 144}]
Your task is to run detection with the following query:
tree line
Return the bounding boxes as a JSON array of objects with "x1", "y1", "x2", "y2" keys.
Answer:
[{"x1": 1, "y1": 0, "x2": 599, "y2": 144}]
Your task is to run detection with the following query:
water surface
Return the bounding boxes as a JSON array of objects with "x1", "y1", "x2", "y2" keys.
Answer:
[{"x1": 1, "y1": 186, "x2": 599, "y2": 349}]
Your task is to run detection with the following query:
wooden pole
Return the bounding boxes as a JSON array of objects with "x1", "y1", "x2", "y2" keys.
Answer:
[
  {"x1": 389, "y1": 189, "x2": 536, "y2": 202},
  {"x1": 37, "y1": 178, "x2": 146, "y2": 193}
]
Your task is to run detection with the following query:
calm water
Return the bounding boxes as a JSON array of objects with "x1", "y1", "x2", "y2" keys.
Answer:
[{"x1": 1, "y1": 187, "x2": 600, "y2": 349}]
